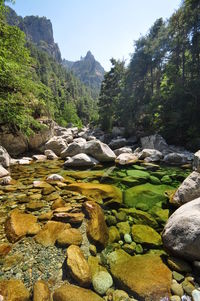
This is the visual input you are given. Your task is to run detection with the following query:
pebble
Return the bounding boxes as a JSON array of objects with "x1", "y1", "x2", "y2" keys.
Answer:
[
  {"x1": 124, "y1": 233, "x2": 132, "y2": 243},
  {"x1": 192, "y1": 289, "x2": 200, "y2": 301},
  {"x1": 92, "y1": 271, "x2": 113, "y2": 295}
]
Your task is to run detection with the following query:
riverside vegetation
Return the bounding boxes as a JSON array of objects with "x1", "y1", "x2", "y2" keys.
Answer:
[{"x1": 1, "y1": 0, "x2": 200, "y2": 300}]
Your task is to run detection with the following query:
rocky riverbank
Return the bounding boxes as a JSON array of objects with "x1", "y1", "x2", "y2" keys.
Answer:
[{"x1": 0, "y1": 124, "x2": 200, "y2": 301}]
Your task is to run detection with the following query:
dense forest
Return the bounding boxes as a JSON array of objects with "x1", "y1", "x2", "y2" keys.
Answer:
[
  {"x1": 0, "y1": 0, "x2": 98, "y2": 136},
  {"x1": 99, "y1": 0, "x2": 200, "y2": 150}
]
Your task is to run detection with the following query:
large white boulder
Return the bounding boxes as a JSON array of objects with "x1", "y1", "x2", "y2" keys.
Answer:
[
  {"x1": 0, "y1": 146, "x2": 10, "y2": 168},
  {"x1": 172, "y1": 171, "x2": 200, "y2": 206},
  {"x1": 84, "y1": 140, "x2": 116, "y2": 162},
  {"x1": 115, "y1": 153, "x2": 138, "y2": 165},
  {"x1": 0, "y1": 164, "x2": 9, "y2": 178},
  {"x1": 114, "y1": 147, "x2": 132, "y2": 157},
  {"x1": 140, "y1": 134, "x2": 168, "y2": 153},
  {"x1": 64, "y1": 153, "x2": 99, "y2": 168},
  {"x1": 162, "y1": 197, "x2": 200, "y2": 261},
  {"x1": 138, "y1": 149, "x2": 163, "y2": 161},
  {"x1": 61, "y1": 142, "x2": 86, "y2": 158},
  {"x1": 45, "y1": 136, "x2": 67, "y2": 156}
]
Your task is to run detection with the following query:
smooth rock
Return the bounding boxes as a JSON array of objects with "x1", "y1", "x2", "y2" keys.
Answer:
[
  {"x1": 64, "y1": 153, "x2": 99, "y2": 168},
  {"x1": 162, "y1": 198, "x2": 200, "y2": 261},
  {"x1": 57, "y1": 228, "x2": 82, "y2": 246},
  {"x1": 44, "y1": 149, "x2": 58, "y2": 160},
  {"x1": 46, "y1": 174, "x2": 64, "y2": 182},
  {"x1": 92, "y1": 271, "x2": 113, "y2": 295},
  {"x1": 0, "y1": 279, "x2": 30, "y2": 301},
  {"x1": 192, "y1": 289, "x2": 200, "y2": 301},
  {"x1": 163, "y1": 153, "x2": 188, "y2": 165},
  {"x1": 84, "y1": 140, "x2": 116, "y2": 162},
  {"x1": 172, "y1": 172, "x2": 200, "y2": 206},
  {"x1": 61, "y1": 141, "x2": 86, "y2": 158},
  {"x1": 0, "y1": 165, "x2": 9, "y2": 178},
  {"x1": 114, "y1": 147, "x2": 132, "y2": 156},
  {"x1": 171, "y1": 280, "x2": 184, "y2": 297},
  {"x1": 0, "y1": 145, "x2": 10, "y2": 167},
  {"x1": 32, "y1": 154, "x2": 47, "y2": 161},
  {"x1": 5, "y1": 209, "x2": 40, "y2": 243},
  {"x1": 139, "y1": 149, "x2": 163, "y2": 160},
  {"x1": 66, "y1": 245, "x2": 91, "y2": 287},
  {"x1": 53, "y1": 284, "x2": 103, "y2": 301},
  {"x1": 132, "y1": 224, "x2": 162, "y2": 246},
  {"x1": 115, "y1": 153, "x2": 138, "y2": 165},
  {"x1": 33, "y1": 280, "x2": 50, "y2": 301},
  {"x1": 193, "y1": 150, "x2": 200, "y2": 172},
  {"x1": 84, "y1": 201, "x2": 109, "y2": 248},
  {"x1": 109, "y1": 250, "x2": 172, "y2": 301},
  {"x1": 141, "y1": 134, "x2": 169, "y2": 153},
  {"x1": 45, "y1": 136, "x2": 67, "y2": 156}
]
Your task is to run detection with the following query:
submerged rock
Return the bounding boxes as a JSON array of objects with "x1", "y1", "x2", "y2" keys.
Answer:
[
  {"x1": 132, "y1": 224, "x2": 162, "y2": 247},
  {"x1": 33, "y1": 280, "x2": 50, "y2": 301},
  {"x1": 0, "y1": 279, "x2": 30, "y2": 301},
  {"x1": 109, "y1": 250, "x2": 172, "y2": 301},
  {"x1": 53, "y1": 284, "x2": 103, "y2": 301},
  {"x1": 84, "y1": 201, "x2": 109, "y2": 248},
  {"x1": 162, "y1": 197, "x2": 200, "y2": 261},
  {"x1": 66, "y1": 245, "x2": 91, "y2": 287},
  {"x1": 92, "y1": 270, "x2": 113, "y2": 295}
]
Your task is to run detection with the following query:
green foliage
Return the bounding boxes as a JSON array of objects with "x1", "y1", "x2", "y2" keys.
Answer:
[{"x1": 98, "y1": 0, "x2": 200, "y2": 149}]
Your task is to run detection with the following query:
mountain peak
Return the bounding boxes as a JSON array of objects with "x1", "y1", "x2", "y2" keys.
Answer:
[{"x1": 85, "y1": 51, "x2": 95, "y2": 60}]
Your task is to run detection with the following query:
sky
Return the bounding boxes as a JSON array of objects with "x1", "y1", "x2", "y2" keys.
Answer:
[{"x1": 9, "y1": 0, "x2": 181, "y2": 70}]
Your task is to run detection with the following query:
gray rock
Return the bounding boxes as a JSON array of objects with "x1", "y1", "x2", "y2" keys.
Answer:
[
  {"x1": 84, "y1": 140, "x2": 116, "y2": 162},
  {"x1": 162, "y1": 198, "x2": 200, "y2": 261},
  {"x1": 114, "y1": 147, "x2": 132, "y2": 156},
  {"x1": 64, "y1": 153, "x2": 99, "y2": 168},
  {"x1": 32, "y1": 155, "x2": 47, "y2": 161},
  {"x1": 141, "y1": 134, "x2": 169, "y2": 153},
  {"x1": 116, "y1": 153, "x2": 138, "y2": 165},
  {"x1": 139, "y1": 149, "x2": 163, "y2": 161},
  {"x1": 109, "y1": 138, "x2": 127, "y2": 150},
  {"x1": 192, "y1": 289, "x2": 200, "y2": 301},
  {"x1": 172, "y1": 172, "x2": 200, "y2": 206},
  {"x1": 46, "y1": 174, "x2": 64, "y2": 182},
  {"x1": 92, "y1": 271, "x2": 113, "y2": 295},
  {"x1": 193, "y1": 150, "x2": 200, "y2": 172},
  {"x1": 111, "y1": 127, "x2": 125, "y2": 137},
  {"x1": 0, "y1": 164, "x2": 9, "y2": 178},
  {"x1": 0, "y1": 175, "x2": 12, "y2": 185},
  {"x1": 61, "y1": 142, "x2": 86, "y2": 158},
  {"x1": 45, "y1": 136, "x2": 67, "y2": 156},
  {"x1": 73, "y1": 137, "x2": 87, "y2": 144},
  {"x1": 163, "y1": 153, "x2": 189, "y2": 165},
  {"x1": 0, "y1": 146, "x2": 10, "y2": 167},
  {"x1": 44, "y1": 149, "x2": 58, "y2": 160}
]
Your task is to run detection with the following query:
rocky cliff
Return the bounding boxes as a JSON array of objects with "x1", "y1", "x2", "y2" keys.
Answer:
[
  {"x1": 63, "y1": 51, "x2": 105, "y2": 93},
  {"x1": 6, "y1": 7, "x2": 61, "y2": 62}
]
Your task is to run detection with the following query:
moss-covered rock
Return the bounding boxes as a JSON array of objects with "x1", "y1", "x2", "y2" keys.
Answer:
[{"x1": 132, "y1": 224, "x2": 162, "y2": 247}]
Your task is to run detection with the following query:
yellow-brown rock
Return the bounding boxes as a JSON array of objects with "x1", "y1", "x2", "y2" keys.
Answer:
[
  {"x1": 34, "y1": 221, "x2": 70, "y2": 246},
  {"x1": 51, "y1": 198, "x2": 66, "y2": 210},
  {"x1": 84, "y1": 201, "x2": 109, "y2": 248},
  {"x1": 53, "y1": 211, "x2": 84, "y2": 224},
  {"x1": 53, "y1": 284, "x2": 103, "y2": 301},
  {"x1": 38, "y1": 211, "x2": 53, "y2": 221},
  {"x1": 0, "y1": 243, "x2": 12, "y2": 257},
  {"x1": 109, "y1": 250, "x2": 172, "y2": 301},
  {"x1": 5, "y1": 209, "x2": 41, "y2": 243},
  {"x1": 33, "y1": 280, "x2": 50, "y2": 301},
  {"x1": 66, "y1": 245, "x2": 91, "y2": 287},
  {"x1": 88, "y1": 256, "x2": 107, "y2": 277},
  {"x1": 67, "y1": 182, "x2": 122, "y2": 205},
  {"x1": 0, "y1": 279, "x2": 30, "y2": 301},
  {"x1": 56, "y1": 228, "x2": 82, "y2": 246}
]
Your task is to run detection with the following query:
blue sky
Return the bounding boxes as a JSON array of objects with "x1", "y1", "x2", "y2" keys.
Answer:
[{"x1": 9, "y1": 0, "x2": 181, "y2": 70}]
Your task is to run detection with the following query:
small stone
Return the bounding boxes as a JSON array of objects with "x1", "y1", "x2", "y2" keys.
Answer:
[
  {"x1": 92, "y1": 271, "x2": 113, "y2": 295},
  {"x1": 106, "y1": 215, "x2": 117, "y2": 226},
  {"x1": 112, "y1": 290, "x2": 129, "y2": 301},
  {"x1": 122, "y1": 243, "x2": 135, "y2": 255},
  {"x1": 47, "y1": 174, "x2": 64, "y2": 182},
  {"x1": 33, "y1": 280, "x2": 50, "y2": 301},
  {"x1": 135, "y1": 244, "x2": 143, "y2": 254},
  {"x1": 170, "y1": 296, "x2": 181, "y2": 301},
  {"x1": 171, "y1": 280, "x2": 184, "y2": 297},
  {"x1": 172, "y1": 271, "x2": 184, "y2": 282},
  {"x1": 109, "y1": 226, "x2": 120, "y2": 243},
  {"x1": 124, "y1": 233, "x2": 132, "y2": 243},
  {"x1": 115, "y1": 211, "x2": 127, "y2": 222},
  {"x1": 56, "y1": 228, "x2": 83, "y2": 246},
  {"x1": 89, "y1": 245, "x2": 97, "y2": 256},
  {"x1": 192, "y1": 289, "x2": 200, "y2": 301},
  {"x1": 182, "y1": 279, "x2": 195, "y2": 296}
]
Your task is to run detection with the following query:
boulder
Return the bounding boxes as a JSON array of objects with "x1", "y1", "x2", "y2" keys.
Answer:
[
  {"x1": 193, "y1": 150, "x2": 200, "y2": 172},
  {"x1": 115, "y1": 153, "x2": 138, "y2": 165},
  {"x1": 44, "y1": 149, "x2": 58, "y2": 160},
  {"x1": 109, "y1": 138, "x2": 127, "y2": 150},
  {"x1": 73, "y1": 137, "x2": 87, "y2": 144},
  {"x1": 0, "y1": 146, "x2": 10, "y2": 167},
  {"x1": 33, "y1": 280, "x2": 50, "y2": 301},
  {"x1": 0, "y1": 165, "x2": 9, "y2": 178},
  {"x1": 28, "y1": 120, "x2": 54, "y2": 151},
  {"x1": 67, "y1": 182, "x2": 122, "y2": 206},
  {"x1": 141, "y1": 134, "x2": 169, "y2": 153},
  {"x1": 45, "y1": 136, "x2": 67, "y2": 156},
  {"x1": 32, "y1": 155, "x2": 47, "y2": 161},
  {"x1": 84, "y1": 201, "x2": 109, "y2": 248},
  {"x1": 114, "y1": 147, "x2": 132, "y2": 156},
  {"x1": 84, "y1": 140, "x2": 116, "y2": 162},
  {"x1": 61, "y1": 142, "x2": 86, "y2": 158},
  {"x1": 92, "y1": 271, "x2": 113, "y2": 295},
  {"x1": 64, "y1": 153, "x2": 99, "y2": 168},
  {"x1": 172, "y1": 171, "x2": 200, "y2": 206},
  {"x1": 5, "y1": 209, "x2": 41, "y2": 243},
  {"x1": 139, "y1": 149, "x2": 163, "y2": 161},
  {"x1": 57, "y1": 228, "x2": 83, "y2": 246},
  {"x1": 66, "y1": 245, "x2": 91, "y2": 287},
  {"x1": 162, "y1": 197, "x2": 200, "y2": 261},
  {"x1": 108, "y1": 250, "x2": 172, "y2": 301},
  {"x1": 53, "y1": 284, "x2": 103, "y2": 301},
  {"x1": 0, "y1": 279, "x2": 30, "y2": 301},
  {"x1": 163, "y1": 153, "x2": 189, "y2": 165},
  {"x1": 132, "y1": 224, "x2": 162, "y2": 247},
  {"x1": 34, "y1": 221, "x2": 70, "y2": 246}
]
